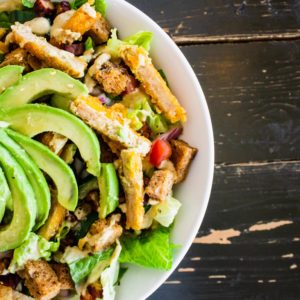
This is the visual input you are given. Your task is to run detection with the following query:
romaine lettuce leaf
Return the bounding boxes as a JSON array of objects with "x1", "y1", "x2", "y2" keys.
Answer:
[
  {"x1": 0, "y1": 10, "x2": 36, "y2": 28},
  {"x1": 83, "y1": 242, "x2": 121, "y2": 300},
  {"x1": 107, "y1": 29, "x2": 153, "y2": 58},
  {"x1": 152, "y1": 197, "x2": 181, "y2": 227},
  {"x1": 119, "y1": 226, "x2": 173, "y2": 270},
  {"x1": 94, "y1": 0, "x2": 107, "y2": 15},
  {"x1": 9, "y1": 232, "x2": 59, "y2": 272},
  {"x1": 22, "y1": 0, "x2": 35, "y2": 8},
  {"x1": 122, "y1": 90, "x2": 169, "y2": 133},
  {"x1": 68, "y1": 248, "x2": 113, "y2": 284}
]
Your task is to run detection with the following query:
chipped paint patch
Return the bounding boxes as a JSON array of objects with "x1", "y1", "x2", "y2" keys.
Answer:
[
  {"x1": 258, "y1": 280, "x2": 264, "y2": 283},
  {"x1": 209, "y1": 275, "x2": 227, "y2": 279},
  {"x1": 281, "y1": 253, "x2": 294, "y2": 258},
  {"x1": 191, "y1": 257, "x2": 201, "y2": 261},
  {"x1": 290, "y1": 264, "x2": 297, "y2": 270},
  {"x1": 165, "y1": 281, "x2": 181, "y2": 285},
  {"x1": 194, "y1": 229, "x2": 241, "y2": 244},
  {"x1": 178, "y1": 268, "x2": 195, "y2": 273},
  {"x1": 248, "y1": 220, "x2": 292, "y2": 232}
]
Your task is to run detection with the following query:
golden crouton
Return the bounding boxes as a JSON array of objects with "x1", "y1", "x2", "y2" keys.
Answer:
[
  {"x1": 78, "y1": 214, "x2": 123, "y2": 252},
  {"x1": 40, "y1": 132, "x2": 68, "y2": 155},
  {"x1": 0, "y1": 28, "x2": 7, "y2": 40},
  {"x1": 119, "y1": 149, "x2": 144, "y2": 230},
  {"x1": 12, "y1": 23, "x2": 87, "y2": 78},
  {"x1": 20, "y1": 260, "x2": 60, "y2": 300},
  {"x1": 0, "y1": 42, "x2": 7, "y2": 54},
  {"x1": 0, "y1": 48, "x2": 31, "y2": 71},
  {"x1": 0, "y1": 284, "x2": 12, "y2": 300},
  {"x1": 145, "y1": 170, "x2": 174, "y2": 202},
  {"x1": 120, "y1": 45, "x2": 187, "y2": 123},
  {"x1": 94, "y1": 61, "x2": 130, "y2": 96},
  {"x1": 64, "y1": 3, "x2": 96, "y2": 35},
  {"x1": 88, "y1": 12, "x2": 110, "y2": 44},
  {"x1": 51, "y1": 263, "x2": 74, "y2": 290},
  {"x1": 170, "y1": 139, "x2": 197, "y2": 183},
  {"x1": 70, "y1": 95, "x2": 151, "y2": 156},
  {"x1": 38, "y1": 196, "x2": 67, "y2": 241}
]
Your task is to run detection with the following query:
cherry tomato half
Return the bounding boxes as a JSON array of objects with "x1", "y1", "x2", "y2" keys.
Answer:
[{"x1": 149, "y1": 139, "x2": 172, "y2": 167}]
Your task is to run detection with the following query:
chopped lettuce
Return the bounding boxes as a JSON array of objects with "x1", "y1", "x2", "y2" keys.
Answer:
[
  {"x1": 71, "y1": 0, "x2": 88, "y2": 9},
  {"x1": 94, "y1": 0, "x2": 107, "y2": 15},
  {"x1": 107, "y1": 29, "x2": 153, "y2": 58},
  {"x1": 0, "y1": 10, "x2": 36, "y2": 28},
  {"x1": 58, "y1": 246, "x2": 86, "y2": 265},
  {"x1": 151, "y1": 196, "x2": 181, "y2": 227},
  {"x1": 122, "y1": 90, "x2": 169, "y2": 133},
  {"x1": 85, "y1": 37, "x2": 94, "y2": 51},
  {"x1": 22, "y1": 0, "x2": 35, "y2": 8},
  {"x1": 9, "y1": 232, "x2": 59, "y2": 273},
  {"x1": 83, "y1": 242, "x2": 121, "y2": 300},
  {"x1": 68, "y1": 248, "x2": 113, "y2": 284},
  {"x1": 119, "y1": 226, "x2": 173, "y2": 270}
]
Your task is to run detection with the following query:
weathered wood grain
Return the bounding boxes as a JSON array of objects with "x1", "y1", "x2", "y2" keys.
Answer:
[
  {"x1": 150, "y1": 161, "x2": 300, "y2": 299},
  {"x1": 179, "y1": 41, "x2": 300, "y2": 163},
  {"x1": 127, "y1": 0, "x2": 300, "y2": 43}
]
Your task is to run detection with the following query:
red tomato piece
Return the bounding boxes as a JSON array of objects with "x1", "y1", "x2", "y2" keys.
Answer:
[{"x1": 150, "y1": 139, "x2": 172, "y2": 167}]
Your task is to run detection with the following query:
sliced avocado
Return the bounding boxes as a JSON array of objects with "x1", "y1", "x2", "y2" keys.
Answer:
[
  {"x1": 98, "y1": 163, "x2": 119, "y2": 219},
  {"x1": 0, "y1": 167, "x2": 11, "y2": 222},
  {"x1": 60, "y1": 143, "x2": 77, "y2": 164},
  {"x1": 0, "y1": 68, "x2": 88, "y2": 109},
  {"x1": 0, "y1": 144, "x2": 36, "y2": 251},
  {"x1": 51, "y1": 94, "x2": 72, "y2": 112},
  {"x1": 0, "y1": 129, "x2": 50, "y2": 229},
  {"x1": 6, "y1": 129, "x2": 78, "y2": 212},
  {"x1": 0, "y1": 65, "x2": 24, "y2": 93},
  {"x1": 79, "y1": 177, "x2": 98, "y2": 200},
  {"x1": 1, "y1": 104, "x2": 101, "y2": 176}
]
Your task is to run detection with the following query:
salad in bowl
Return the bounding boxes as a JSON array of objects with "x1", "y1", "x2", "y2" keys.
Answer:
[{"x1": 0, "y1": 0, "x2": 207, "y2": 299}]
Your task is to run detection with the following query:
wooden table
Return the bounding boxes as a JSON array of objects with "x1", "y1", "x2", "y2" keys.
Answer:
[{"x1": 127, "y1": 1, "x2": 300, "y2": 299}]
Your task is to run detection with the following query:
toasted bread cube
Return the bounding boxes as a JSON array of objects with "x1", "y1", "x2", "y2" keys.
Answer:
[
  {"x1": 20, "y1": 260, "x2": 60, "y2": 300},
  {"x1": 51, "y1": 263, "x2": 74, "y2": 290},
  {"x1": 12, "y1": 23, "x2": 87, "y2": 78},
  {"x1": 71, "y1": 95, "x2": 151, "y2": 156},
  {"x1": 94, "y1": 61, "x2": 130, "y2": 96},
  {"x1": 40, "y1": 132, "x2": 68, "y2": 155},
  {"x1": 170, "y1": 139, "x2": 197, "y2": 183},
  {"x1": 120, "y1": 45, "x2": 186, "y2": 123},
  {"x1": 38, "y1": 196, "x2": 67, "y2": 241},
  {"x1": 79, "y1": 214, "x2": 123, "y2": 252},
  {"x1": 0, "y1": 284, "x2": 12, "y2": 300},
  {"x1": 63, "y1": 4, "x2": 96, "y2": 35},
  {"x1": 119, "y1": 149, "x2": 144, "y2": 230},
  {"x1": 88, "y1": 12, "x2": 110, "y2": 44},
  {"x1": 145, "y1": 170, "x2": 174, "y2": 202}
]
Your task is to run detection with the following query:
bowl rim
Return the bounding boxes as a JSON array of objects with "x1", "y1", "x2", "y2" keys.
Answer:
[{"x1": 108, "y1": 0, "x2": 215, "y2": 298}]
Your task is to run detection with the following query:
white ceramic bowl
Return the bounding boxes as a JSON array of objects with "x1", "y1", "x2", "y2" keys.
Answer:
[{"x1": 107, "y1": 1, "x2": 215, "y2": 299}]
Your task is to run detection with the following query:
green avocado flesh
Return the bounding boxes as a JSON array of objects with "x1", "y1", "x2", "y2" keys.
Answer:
[
  {"x1": 0, "y1": 167, "x2": 11, "y2": 222},
  {"x1": 0, "y1": 144, "x2": 36, "y2": 251},
  {"x1": 0, "y1": 65, "x2": 24, "y2": 93},
  {"x1": 0, "y1": 68, "x2": 88, "y2": 109},
  {"x1": 0, "y1": 129, "x2": 50, "y2": 229},
  {"x1": 6, "y1": 129, "x2": 78, "y2": 211},
  {"x1": 1, "y1": 104, "x2": 101, "y2": 176},
  {"x1": 98, "y1": 163, "x2": 119, "y2": 219}
]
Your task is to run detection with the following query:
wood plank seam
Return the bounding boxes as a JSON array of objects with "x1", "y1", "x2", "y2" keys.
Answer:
[{"x1": 173, "y1": 31, "x2": 300, "y2": 45}]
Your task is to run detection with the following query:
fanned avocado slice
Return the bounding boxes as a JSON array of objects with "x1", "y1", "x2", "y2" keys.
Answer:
[
  {"x1": 0, "y1": 167, "x2": 11, "y2": 222},
  {"x1": 0, "y1": 144, "x2": 36, "y2": 251},
  {"x1": 0, "y1": 65, "x2": 24, "y2": 93},
  {"x1": 98, "y1": 163, "x2": 119, "y2": 219},
  {"x1": 1, "y1": 104, "x2": 101, "y2": 176},
  {"x1": 6, "y1": 129, "x2": 78, "y2": 211},
  {"x1": 0, "y1": 129, "x2": 50, "y2": 229},
  {"x1": 0, "y1": 68, "x2": 88, "y2": 109}
]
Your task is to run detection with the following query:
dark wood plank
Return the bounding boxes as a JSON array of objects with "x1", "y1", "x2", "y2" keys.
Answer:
[
  {"x1": 150, "y1": 161, "x2": 300, "y2": 299},
  {"x1": 179, "y1": 40, "x2": 300, "y2": 163},
  {"x1": 127, "y1": 0, "x2": 300, "y2": 43}
]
